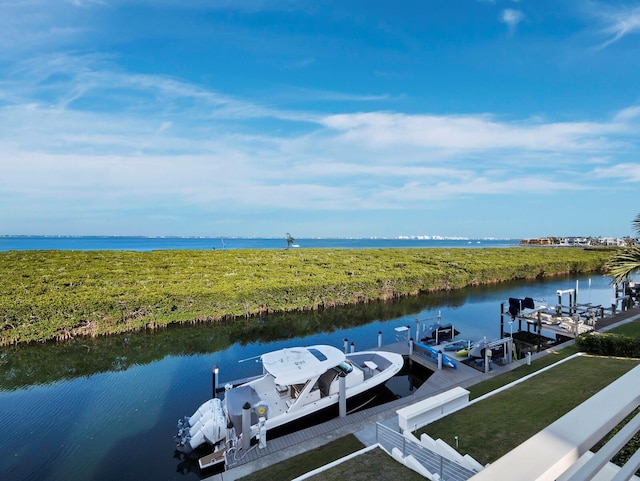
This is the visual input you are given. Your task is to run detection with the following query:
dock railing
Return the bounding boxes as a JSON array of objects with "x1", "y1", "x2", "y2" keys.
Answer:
[{"x1": 375, "y1": 422, "x2": 476, "y2": 481}]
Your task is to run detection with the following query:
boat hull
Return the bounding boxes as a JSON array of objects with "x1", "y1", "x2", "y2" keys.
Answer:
[{"x1": 225, "y1": 349, "x2": 404, "y2": 438}]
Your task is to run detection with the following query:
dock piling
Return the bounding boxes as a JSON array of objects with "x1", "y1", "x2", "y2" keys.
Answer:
[
  {"x1": 338, "y1": 373, "x2": 346, "y2": 417},
  {"x1": 242, "y1": 402, "x2": 251, "y2": 451},
  {"x1": 212, "y1": 365, "x2": 218, "y2": 399},
  {"x1": 484, "y1": 349, "x2": 491, "y2": 374},
  {"x1": 257, "y1": 417, "x2": 267, "y2": 449}
]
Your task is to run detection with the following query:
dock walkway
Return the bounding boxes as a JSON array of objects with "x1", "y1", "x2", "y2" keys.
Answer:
[{"x1": 208, "y1": 308, "x2": 640, "y2": 481}]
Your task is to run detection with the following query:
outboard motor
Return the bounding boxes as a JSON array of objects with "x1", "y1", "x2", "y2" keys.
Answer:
[{"x1": 175, "y1": 398, "x2": 227, "y2": 453}]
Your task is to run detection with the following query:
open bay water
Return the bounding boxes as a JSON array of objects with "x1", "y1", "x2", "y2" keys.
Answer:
[
  {"x1": 0, "y1": 235, "x2": 518, "y2": 251},
  {"x1": 0, "y1": 266, "x2": 626, "y2": 480}
]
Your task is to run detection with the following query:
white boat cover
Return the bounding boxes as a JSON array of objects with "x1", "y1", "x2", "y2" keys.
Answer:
[{"x1": 260, "y1": 345, "x2": 345, "y2": 385}]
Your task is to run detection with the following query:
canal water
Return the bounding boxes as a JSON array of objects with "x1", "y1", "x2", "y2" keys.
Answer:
[{"x1": 0, "y1": 274, "x2": 626, "y2": 481}]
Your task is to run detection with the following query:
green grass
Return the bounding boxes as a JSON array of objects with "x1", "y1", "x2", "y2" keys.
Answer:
[
  {"x1": 239, "y1": 434, "x2": 365, "y2": 481},
  {"x1": 419, "y1": 355, "x2": 640, "y2": 465},
  {"x1": 609, "y1": 320, "x2": 640, "y2": 337},
  {"x1": 0, "y1": 248, "x2": 612, "y2": 345},
  {"x1": 466, "y1": 344, "x2": 581, "y2": 399},
  {"x1": 304, "y1": 447, "x2": 426, "y2": 481}
]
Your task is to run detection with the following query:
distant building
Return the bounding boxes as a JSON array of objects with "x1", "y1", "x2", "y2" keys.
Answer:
[{"x1": 520, "y1": 236, "x2": 636, "y2": 247}]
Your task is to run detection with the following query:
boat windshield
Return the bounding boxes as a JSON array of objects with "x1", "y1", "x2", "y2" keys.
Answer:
[{"x1": 334, "y1": 361, "x2": 353, "y2": 375}]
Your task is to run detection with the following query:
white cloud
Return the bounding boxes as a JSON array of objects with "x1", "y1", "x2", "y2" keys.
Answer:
[
  {"x1": 319, "y1": 112, "x2": 622, "y2": 154},
  {"x1": 613, "y1": 105, "x2": 640, "y2": 122},
  {"x1": 592, "y1": 163, "x2": 640, "y2": 183},
  {"x1": 1, "y1": 52, "x2": 640, "y2": 233},
  {"x1": 500, "y1": 9, "x2": 524, "y2": 34},
  {"x1": 1, "y1": 87, "x2": 638, "y2": 219}
]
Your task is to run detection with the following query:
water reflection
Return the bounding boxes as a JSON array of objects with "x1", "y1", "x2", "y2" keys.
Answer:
[{"x1": 0, "y1": 280, "x2": 479, "y2": 391}]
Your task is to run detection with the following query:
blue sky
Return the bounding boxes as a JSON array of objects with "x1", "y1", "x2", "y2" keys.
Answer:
[{"x1": 1, "y1": 0, "x2": 640, "y2": 239}]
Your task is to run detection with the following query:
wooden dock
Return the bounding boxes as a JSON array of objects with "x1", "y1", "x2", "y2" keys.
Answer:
[{"x1": 207, "y1": 308, "x2": 640, "y2": 481}]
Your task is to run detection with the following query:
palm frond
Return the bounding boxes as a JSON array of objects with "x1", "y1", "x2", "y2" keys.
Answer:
[
  {"x1": 607, "y1": 246, "x2": 640, "y2": 282},
  {"x1": 633, "y1": 213, "x2": 640, "y2": 237}
]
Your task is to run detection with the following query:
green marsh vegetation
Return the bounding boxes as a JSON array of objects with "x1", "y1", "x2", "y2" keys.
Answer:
[
  {"x1": 0, "y1": 248, "x2": 611, "y2": 346},
  {"x1": 0, "y1": 277, "x2": 552, "y2": 390}
]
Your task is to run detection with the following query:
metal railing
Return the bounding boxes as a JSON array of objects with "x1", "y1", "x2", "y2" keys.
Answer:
[{"x1": 376, "y1": 422, "x2": 477, "y2": 481}]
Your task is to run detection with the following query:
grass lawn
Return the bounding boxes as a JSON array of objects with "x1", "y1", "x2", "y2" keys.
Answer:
[
  {"x1": 239, "y1": 434, "x2": 365, "y2": 481},
  {"x1": 420, "y1": 354, "x2": 640, "y2": 465},
  {"x1": 304, "y1": 447, "x2": 426, "y2": 481},
  {"x1": 609, "y1": 319, "x2": 640, "y2": 338}
]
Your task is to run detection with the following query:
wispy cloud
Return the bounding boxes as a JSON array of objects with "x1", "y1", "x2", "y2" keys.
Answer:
[
  {"x1": 593, "y1": 163, "x2": 640, "y2": 183},
  {"x1": 500, "y1": 8, "x2": 524, "y2": 34},
  {"x1": 319, "y1": 112, "x2": 622, "y2": 154},
  {"x1": 591, "y1": 2, "x2": 640, "y2": 49}
]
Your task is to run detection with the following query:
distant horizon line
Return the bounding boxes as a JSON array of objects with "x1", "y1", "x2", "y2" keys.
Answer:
[
  {"x1": 2, "y1": 234, "x2": 633, "y2": 240},
  {"x1": 1, "y1": 234, "x2": 519, "y2": 240}
]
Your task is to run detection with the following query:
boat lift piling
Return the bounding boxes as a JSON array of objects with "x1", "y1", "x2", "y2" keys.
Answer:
[
  {"x1": 241, "y1": 402, "x2": 251, "y2": 451},
  {"x1": 484, "y1": 349, "x2": 491, "y2": 374},
  {"x1": 338, "y1": 372, "x2": 347, "y2": 418}
]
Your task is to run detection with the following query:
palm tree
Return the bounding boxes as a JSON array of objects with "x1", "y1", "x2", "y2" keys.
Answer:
[{"x1": 608, "y1": 213, "x2": 640, "y2": 282}]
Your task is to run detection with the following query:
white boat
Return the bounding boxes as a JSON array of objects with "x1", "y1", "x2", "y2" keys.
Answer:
[{"x1": 175, "y1": 344, "x2": 404, "y2": 460}]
